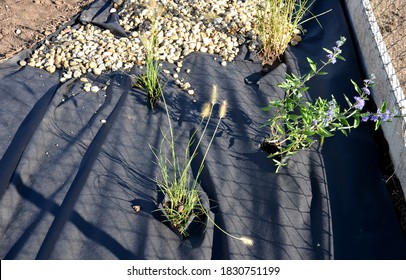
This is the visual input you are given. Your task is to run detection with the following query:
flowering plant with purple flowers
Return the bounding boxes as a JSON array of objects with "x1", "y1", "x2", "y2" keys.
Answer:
[{"x1": 262, "y1": 36, "x2": 398, "y2": 172}]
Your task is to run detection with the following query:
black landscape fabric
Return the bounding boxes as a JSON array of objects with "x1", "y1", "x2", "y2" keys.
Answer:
[{"x1": 0, "y1": 0, "x2": 405, "y2": 259}]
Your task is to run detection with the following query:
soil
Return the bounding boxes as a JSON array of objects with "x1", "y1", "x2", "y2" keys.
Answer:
[
  {"x1": 370, "y1": 0, "x2": 406, "y2": 93},
  {"x1": 370, "y1": 0, "x2": 406, "y2": 240},
  {"x1": 0, "y1": 0, "x2": 405, "y2": 241},
  {"x1": 0, "y1": 0, "x2": 94, "y2": 62}
]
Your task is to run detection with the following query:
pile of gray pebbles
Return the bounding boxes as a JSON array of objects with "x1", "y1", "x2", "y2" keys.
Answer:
[{"x1": 19, "y1": 0, "x2": 304, "y2": 93}]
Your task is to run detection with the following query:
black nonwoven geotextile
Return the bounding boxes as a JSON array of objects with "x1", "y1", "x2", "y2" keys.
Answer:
[{"x1": 0, "y1": 0, "x2": 405, "y2": 259}]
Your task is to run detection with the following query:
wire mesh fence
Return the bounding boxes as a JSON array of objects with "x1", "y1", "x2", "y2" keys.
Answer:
[
  {"x1": 370, "y1": 0, "x2": 406, "y2": 94},
  {"x1": 344, "y1": 0, "x2": 406, "y2": 194}
]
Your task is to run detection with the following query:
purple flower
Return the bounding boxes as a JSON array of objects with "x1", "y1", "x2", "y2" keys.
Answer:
[
  {"x1": 312, "y1": 119, "x2": 318, "y2": 126},
  {"x1": 361, "y1": 114, "x2": 370, "y2": 122},
  {"x1": 370, "y1": 115, "x2": 379, "y2": 122},
  {"x1": 380, "y1": 110, "x2": 393, "y2": 122},
  {"x1": 322, "y1": 101, "x2": 336, "y2": 126},
  {"x1": 361, "y1": 87, "x2": 371, "y2": 95},
  {"x1": 336, "y1": 39, "x2": 344, "y2": 47},
  {"x1": 363, "y1": 75, "x2": 375, "y2": 87},
  {"x1": 354, "y1": 96, "x2": 365, "y2": 110},
  {"x1": 326, "y1": 53, "x2": 337, "y2": 64},
  {"x1": 333, "y1": 46, "x2": 342, "y2": 54},
  {"x1": 326, "y1": 110, "x2": 335, "y2": 121}
]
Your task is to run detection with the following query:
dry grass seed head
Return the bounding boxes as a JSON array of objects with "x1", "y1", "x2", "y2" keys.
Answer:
[
  {"x1": 220, "y1": 100, "x2": 228, "y2": 119},
  {"x1": 211, "y1": 84, "x2": 218, "y2": 105},
  {"x1": 240, "y1": 236, "x2": 254, "y2": 246},
  {"x1": 201, "y1": 102, "x2": 212, "y2": 119}
]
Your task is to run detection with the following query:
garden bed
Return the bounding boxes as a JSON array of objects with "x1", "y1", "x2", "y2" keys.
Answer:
[{"x1": 0, "y1": 0, "x2": 405, "y2": 259}]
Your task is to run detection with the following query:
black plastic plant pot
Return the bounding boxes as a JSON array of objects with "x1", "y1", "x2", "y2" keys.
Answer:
[
  {"x1": 133, "y1": 76, "x2": 161, "y2": 110},
  {"x1": 260, "y1": 139, "x2": 282, "y2": 160},
  {"x1": 261, "y1": 53, "x2": 286, "y2": 73},
  {"x1": 148, "y1": 95, "x2": 160, "y2": 110},
  {"x1": 156, "y1": 197, "x2": 207, "y2": 239}
]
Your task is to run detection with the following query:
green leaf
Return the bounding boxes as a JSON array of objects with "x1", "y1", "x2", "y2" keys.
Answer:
[
  {"x1": 320, "y1": 136, "x2": 325, "y2": 145},
  {"x1": 301, "y1": 111, "x2": 312, "y2": 124},
  {"x1": 317, "y1": 127, "x2": 334, "y2": 137},
  {"x1": 290, "y1": 73, "x2": 299, "y2": 80},
  {"x1": 303, "y1": 74, "x2": 312, "y2": 82},
  {"x1": 343, "y1": 95, "x2": 353, "y2": 108},
  {"x1": 380, "y1": 101, "x2": 387, "y2": 112},
  {"x1": 336, "y1": 54, "x2": 346, "y2": 61},
  {"x1": 323, "y1": 48, "x2": 333, "y2": 54},
  {"x1": 307, "y1": 57, "x2": 317, "y2": 72},
  {"x1": 262, "y1": 106, "x2": 271, "y2": 112},
  {"x1": 298, "y1": 86, "x2": 310, "y2": 93},
  {"x1": 271, "y1": 123, "x2": 283, "y2": 135},
  {"x1": 353, "y1": 117, "x2": 360, "y2": 128},
  {"x1": 351, "y1": 79, "x2": 361, "y2": 95},
  {"x1": 303, "y1": 129, "x2": 316, "y2": 136},
  {"x1": 286, "y1": 121, "x2": 294, "y2": 131},
  {"x1": 375, "y1": 119, "x2": 382, "y2": 130},
  {"x1": 318, "y1": 71, "x2": 328, "y2": 75},
  {"x1": 340, "y1": 117, "x2": 350, "y2": 128},
  {"x1": 331, "y1": 122, "x2": 342, "y2": 128},
  {"x1": 278, "y1": 83, "x2": 291, "y2": 90}
]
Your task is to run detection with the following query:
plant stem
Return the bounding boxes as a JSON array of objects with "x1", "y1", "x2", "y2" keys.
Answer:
[{"x1": 199, "y1": 201, "x2": 253, "y2": 246}]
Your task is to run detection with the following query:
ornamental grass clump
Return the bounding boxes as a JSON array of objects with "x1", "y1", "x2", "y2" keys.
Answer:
[
  {"x1": 152, "y1": 86, "x2": 252, "y2": 245},
  {"x1": 263, "y1": 36, "x2": 398, "y2": 172},
  {"x1": 256, "y1": 0, "x2": 311, "y2": 65},
  {"x1": 256, "y1": 0, "x2": 329, "y2": 66},
  {"x1": 136, "y1": 32, "x2": 162, "y2": 109},
  {"x1": 134, "y1": 1, "x2": 163, "y2": 109}
]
